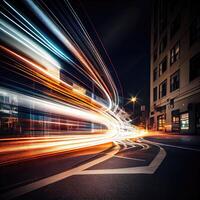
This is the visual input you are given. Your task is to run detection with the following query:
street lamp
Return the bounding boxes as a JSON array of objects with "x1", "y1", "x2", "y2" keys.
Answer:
[
  {"x1": 130, "y1": 96, "x2": 137, "y2": 118},
  {"x1": 130, "y1": 96, "x2": 137, "y2": 103}
]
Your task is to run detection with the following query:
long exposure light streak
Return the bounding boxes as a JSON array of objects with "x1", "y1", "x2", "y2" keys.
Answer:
[
  {"x1": 25, "y1": 0, "x2": 114, "y2": 109},
  {"x1": 0, "y1": 0, "x2": 137, "y2": 161}
]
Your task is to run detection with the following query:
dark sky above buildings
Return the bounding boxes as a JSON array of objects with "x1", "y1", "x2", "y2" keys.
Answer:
[{"x1": 77, "y1": 0, "x2": 153, "y2": 112}]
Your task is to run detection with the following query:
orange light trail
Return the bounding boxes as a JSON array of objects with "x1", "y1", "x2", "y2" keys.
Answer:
[{"x1": 0, "y1": 0, "x2": 140, "y2": 165}]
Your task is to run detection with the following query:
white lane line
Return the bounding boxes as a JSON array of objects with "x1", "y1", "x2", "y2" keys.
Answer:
[
  {"x1": 107, "y1": 154, "x2": 145, "y2": 162},
  {"x1": 1, "y1": 144, "x2": 120, "y2": 200},
  {"x1": 141, "y1": 138, "x2": 200, "y2": 152},
  {"x1": 77, "y1": 144, "x2": 166, "y2": 175},
  {"x1": 126, "y1": 141, "x2": 146, "y2": 150}
]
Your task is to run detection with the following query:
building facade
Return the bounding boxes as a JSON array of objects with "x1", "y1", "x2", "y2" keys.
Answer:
[{"x1": 150, "y1": 0, "x2": 200, "y2": 134}]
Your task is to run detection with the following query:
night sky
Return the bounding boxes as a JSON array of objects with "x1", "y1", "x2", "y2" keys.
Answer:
[{"x1": 76, "y1": 0, "x2": 153, "y2": 112}]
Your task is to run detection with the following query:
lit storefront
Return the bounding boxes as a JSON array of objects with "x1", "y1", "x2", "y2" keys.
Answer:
[
  {"x1": 180, "y1": 113, "x2": 189, "y2": 132},
  {"x1": 157, "y1": 114, "x2": 166, "y2": 131},
  {"x1": 171, "y1": 110, "x2": 180, "y2": 132}
]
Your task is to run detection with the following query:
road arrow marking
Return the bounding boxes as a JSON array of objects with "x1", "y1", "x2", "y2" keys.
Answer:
[
  {"x1": 76, "y1": 144, "x2": 166, "y2": 175},
  {"x1": 107, "y1": 154, "x2": 145, "y2": 161},
  {"x1": 1, "y1": 140, "x2": 167, "y2": 200}
]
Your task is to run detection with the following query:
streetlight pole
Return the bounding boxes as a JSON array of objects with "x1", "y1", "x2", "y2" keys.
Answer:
[{"x1": 130, "y1": 96, "x2": 137, "y2": 119}]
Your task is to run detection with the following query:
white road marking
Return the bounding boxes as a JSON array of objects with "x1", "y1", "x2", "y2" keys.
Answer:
[
  {"x1": 1, "y1": 144, "x2": 120, "y2": 200},
  {"x1": 77, "y1": 144, "x2": 166, "y2": 175},
  {"x1": 1, "y1": 140, "x2": 168, "y2": 199},
  {"x1": 107, "y1": 154, "x2": 145, "y2": 161},
  {"x1": 141, "y1": 138, "x2": 200, "y2": 152},
  {"x1": 125, "y1": 141, "x2": 147, "y2": 150}
]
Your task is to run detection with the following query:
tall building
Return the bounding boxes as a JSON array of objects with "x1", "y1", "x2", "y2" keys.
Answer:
[{"x1": 150, "y1": 0, "x2": 200, "y2": 134}]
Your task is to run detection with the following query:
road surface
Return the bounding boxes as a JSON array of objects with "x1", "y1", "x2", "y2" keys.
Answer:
[{"x1": 1, "y1": 134, "x2": 200, "y2": 200}]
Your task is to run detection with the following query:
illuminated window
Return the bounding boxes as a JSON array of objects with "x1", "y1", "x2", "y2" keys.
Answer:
[
  {"x1": 172, "y1": 116, "x2": 180, "y2": 125},
  {"x1": 180, "y1": 113, "x2": 189, "y2": 130},
  {"x1": 158, "y1": 114, "x2": 166, "y2": 131},
  {"x1": 172, "y1": 110, "x2": 180, "y2": 132}
]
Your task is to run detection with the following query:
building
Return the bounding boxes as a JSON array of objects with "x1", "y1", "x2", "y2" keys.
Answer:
[
  {"x1": 150, "y1": 0, "x2": 200, "y2": 134},
  {"x1": 0, "y1": 90, "x2": 19, "y2": 134}
]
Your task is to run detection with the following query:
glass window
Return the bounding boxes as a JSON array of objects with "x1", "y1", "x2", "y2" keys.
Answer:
[
  {"x1": 172, "y1": 115, "x2": 180, "y2": 132},
  {"x1": 153, "y1": 87, "x2": 157, "y2": 101},
  {"x1": 189, "y1": 52, "x2": 200, "y2": 81},
  {"x1": 170, "y1": 41, "x2": 180, "y2": 65},
  {"x1": 170, "y1": 70, "x2": 180, "y2": 92},
  {"x1": 180, "y1": 113, "x2": 189, "y2": 130},
  {"x1": 159, "y1": 79, "x2": 167, "y2": 98},
  {"x1": 172, "y1": 116, "x2": 180, "y2": 124},
  {"x1": 159, "y1": 57, "x2": 167, "y2": 76},
  {"x1": 158, "y1": 114, "x2": 166, "y2": 131}
]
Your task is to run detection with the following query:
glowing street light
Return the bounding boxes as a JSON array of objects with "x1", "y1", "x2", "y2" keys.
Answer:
[
  {"x1": 130, "y1": 96, "x2": 137, "y2": 121},
  {"x1": 130, "y1": 96, "x2": 137, "y2": 103}
]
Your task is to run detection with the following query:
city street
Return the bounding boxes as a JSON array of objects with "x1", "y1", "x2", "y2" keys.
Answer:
[
  {"x1": 1, "y1": 134, "x2": 200, "y2": 200},
  {"x1": 0, "y1": 1, "x2": 200, "y2": 199}
]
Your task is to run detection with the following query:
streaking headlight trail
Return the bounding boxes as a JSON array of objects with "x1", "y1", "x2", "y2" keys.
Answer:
[{"x1": 0, "y1": 0, "x2": 139, "y2": 160}]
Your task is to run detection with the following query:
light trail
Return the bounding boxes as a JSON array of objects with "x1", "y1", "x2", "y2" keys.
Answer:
[
  {"x1": 0, "y1": 130, "x2": 149, "y2": 165},
  {"x1": 0, "y1": 0, "x2": 141, "y2": 163}
]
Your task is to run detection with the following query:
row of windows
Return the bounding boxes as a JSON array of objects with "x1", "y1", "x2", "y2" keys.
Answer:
[
  {"x1": 154, "y1": 36, "x2": 181, "y2": 64},
  {"x1": 153, "y1": 41, "x2": 180, "y2": 82},
  {"x1": 153, "y1": 70, "x2": 180, "y2": 102},
  {"x1": 153, "y1": 13, "x2": 200, "y2": 63},
  {"x1": 153, "y1": 52, "x2": 200, "y2": 102},
  {"x1": 153, "y1": 12, "x2": 180, "y2": 54}
]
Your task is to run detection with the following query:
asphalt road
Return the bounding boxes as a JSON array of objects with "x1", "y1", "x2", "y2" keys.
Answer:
[{"x1": 1, "y1": 134, "x2": 200, "y2": 200}]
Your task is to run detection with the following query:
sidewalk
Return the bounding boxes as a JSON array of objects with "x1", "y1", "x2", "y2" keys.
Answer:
[{"x1": 145, "y1": 130, "x2": 200, "y2": 147}]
